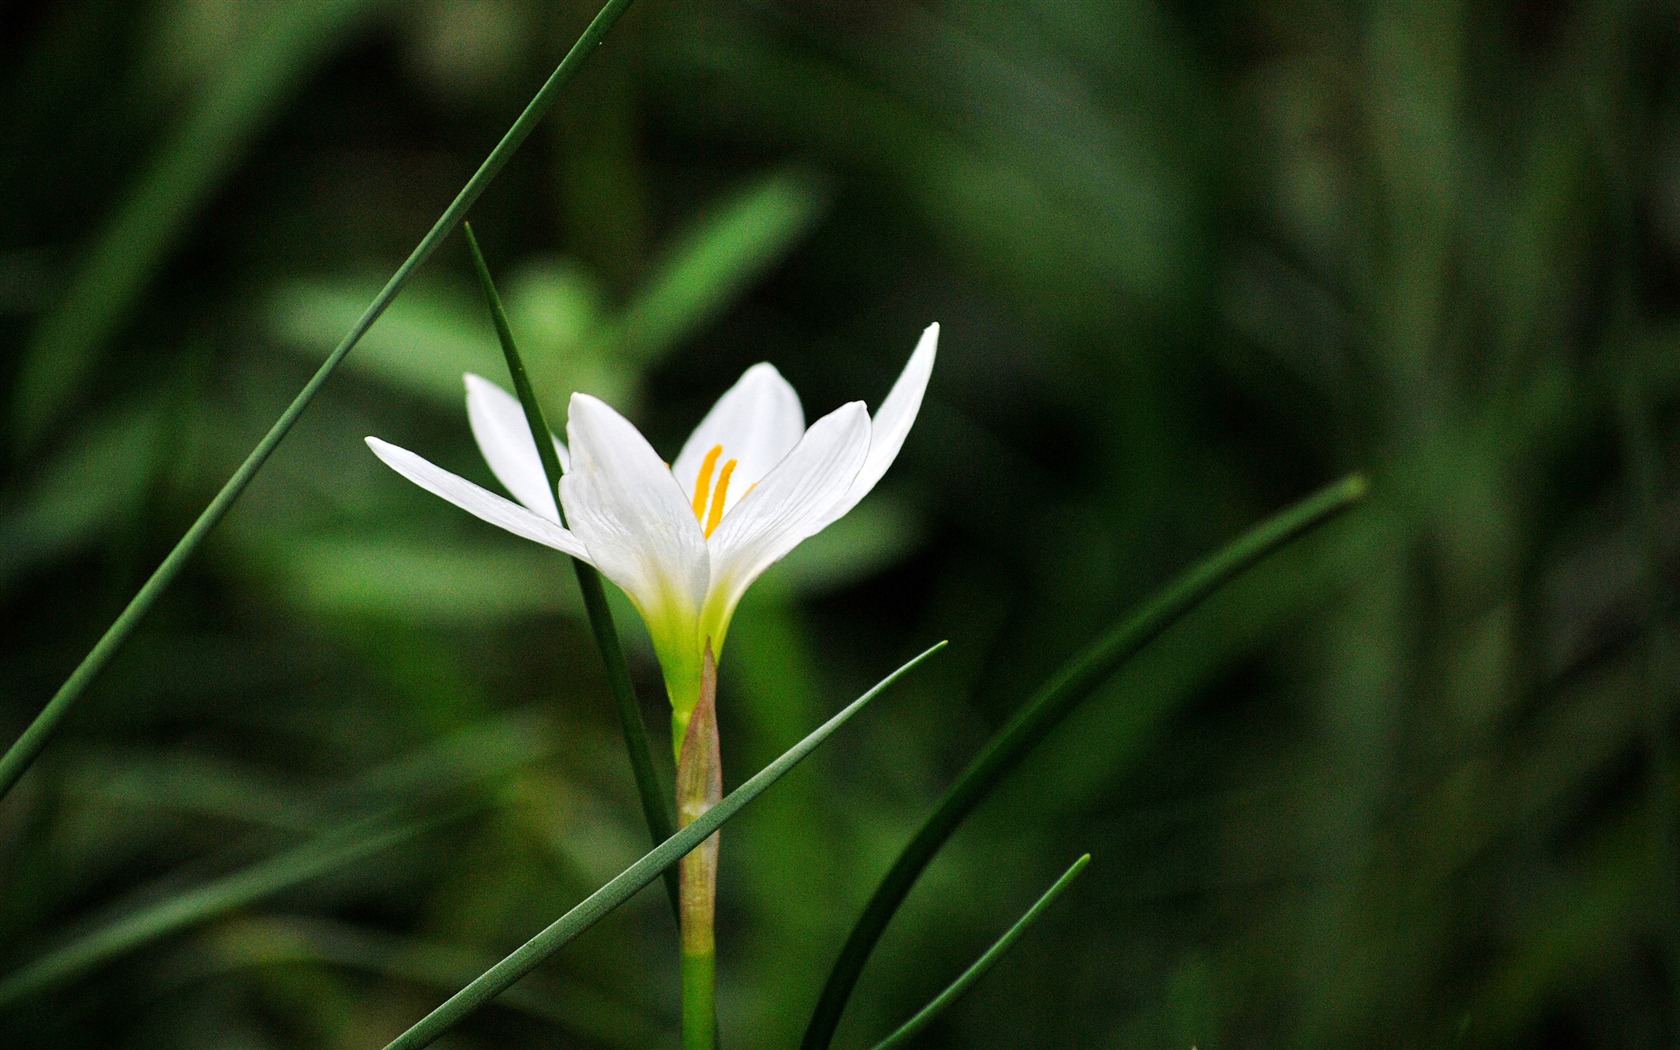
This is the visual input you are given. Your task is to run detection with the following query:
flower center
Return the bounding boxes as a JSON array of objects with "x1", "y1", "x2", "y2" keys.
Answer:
[{"x1": 690, "y1": 444, "x2": 738, "y2": 538}]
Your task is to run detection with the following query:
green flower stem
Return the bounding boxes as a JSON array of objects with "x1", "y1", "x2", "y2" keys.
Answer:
[
  {"x1": 463, "y1": 223, "x2": 679, "y2": 920},
  {"x1": 801, "y1": 475, "x2": 1369, "y2": 1050},
  {"x1": 682, "y1": 951, "x2": 717, "y2": 1050},
  {"x1": 0, "y1": 0, "x2": 640, "y2": 808},
  {"x1": 676, "y1": 646, "x2": 722, "y2": 1050}
]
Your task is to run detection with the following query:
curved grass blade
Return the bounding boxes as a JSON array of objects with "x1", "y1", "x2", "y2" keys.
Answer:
[
  {"x1": 868, "y1": 854, "x2": 1090, "y2": 1050},
  {"x1": 381, "y1": 640, "x2": 947, "y2": 1050},
  {"x1": 0, "y1": 0, "x2": 640, "y2": 807},
  {"x1": 464, "y1": 223, "x2": 679, "y2": 920},
  {"x1": 0, "y1": 816, "x2": 430, "y2": 1007},
  {"x1": 190, "y1": 916, "x2": 665, "y2": 1048},
  {"x1": 801, "y1": 475, "x2": 1368, "y2": 1050},
  {"x1": 609, "y1": 168, "x2": 828, "y2": 364}
]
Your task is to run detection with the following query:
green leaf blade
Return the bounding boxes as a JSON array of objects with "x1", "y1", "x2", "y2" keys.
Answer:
[
  {"x1": 869, "y1": 854, "x2": 1091, "y2": 1050},
  {"x1": 611, "y1": 168, "x2": 828, "y2": 363},
  {"x1": 0, "y1": 817, "x2": 429, "y2": 1007},
  {"x1": 0, "y1": 0, "x2": 641, "y2": 807},
  {"x1": 380, "y1": 640, "x2": 946, "y2": 1050},
  {"x1": 801, "y1": 475, "x2": 1368, "y2": 1050},
  {"x1": 463, "y1": 222, "x2": 680, "y2": 921}
]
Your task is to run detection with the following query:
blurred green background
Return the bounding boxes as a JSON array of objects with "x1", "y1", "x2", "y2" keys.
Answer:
[{"x1": 3, "y1": 0, "x2": 1678, "y2": 1046}]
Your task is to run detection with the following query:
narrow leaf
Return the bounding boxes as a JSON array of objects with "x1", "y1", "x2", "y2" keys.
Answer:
[
  {"x1": 0, "y1": 817, "x2": 429, "y2": 1006},
  {"x1": 869, "y1": 854, "x2": 1091, "y2": 1050},
  {"x1": 380, "y1": 640, "x2": 946, "y2": 1050},
  {"x1": 610, "y1": 168, "x2": 827, "y2": 363},
  {"x1": 0, "y1": 0, "x2": 640, "y2": 806},
  {"x1": 801, "y1": 475, "x2": 1368, "y2": 1049},
  {"x1": 192, "y1": 917, "x2": 664, "y2": 1046},
  {"x1": 464, "y1": 222, "x2": 679, "y2": 919}
]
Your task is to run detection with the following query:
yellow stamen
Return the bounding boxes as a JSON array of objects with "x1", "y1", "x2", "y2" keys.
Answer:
[
  {"x1": 691, "y1": 445, "x2": 723, "y2": 520},
  {"x1": 705, "y1": 459, "x2": 737, "y2": 537}
]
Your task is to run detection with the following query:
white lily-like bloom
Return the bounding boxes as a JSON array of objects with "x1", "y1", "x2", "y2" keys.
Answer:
[{"x1": 365, "y1": 323, "x2": 938, "y2": 735}]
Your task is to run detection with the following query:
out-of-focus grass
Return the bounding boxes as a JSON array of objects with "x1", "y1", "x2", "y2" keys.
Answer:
[{"x1": 2, "y1": 1, "x2": 1676, "y2": 1047}]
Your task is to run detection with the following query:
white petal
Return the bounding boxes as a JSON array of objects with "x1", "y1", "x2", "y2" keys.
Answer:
[
  {"x1": 465, "y1": 373, "x2": 570, "y2": 521},
  {"x1": 671, "y1": 362, "x2": 805, "y2": 519},
  {"x1": 702, "y1": 401, "x2": 871, "y2": 643},
  {"x1": 843, "y1": 322, "x2": 937, "y2": 513},
  {"x1": 365, "y1": 437, "x2": 591, "y2": 561},
  {"x1": 561, "y1": 394, "x2": 711, "y2": 631}
]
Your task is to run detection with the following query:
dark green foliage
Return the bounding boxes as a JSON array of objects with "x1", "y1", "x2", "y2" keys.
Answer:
[{"x1": 1, "y1": 1, "x2": 1675, "y2": 1047}]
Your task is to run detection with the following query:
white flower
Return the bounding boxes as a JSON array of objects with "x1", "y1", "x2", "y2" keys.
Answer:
[{"x1": 365, "y1": 324, "x2": 938, "y2": 733}]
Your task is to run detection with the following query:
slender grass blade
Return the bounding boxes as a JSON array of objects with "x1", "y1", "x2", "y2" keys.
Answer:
[
  {"x1": 868, "y1": 854, "x2": 1090, "y2": 1050},
  {"x1": 0, "y1": 817, "x2": 429, "y2": 1006},
  {"x1": 380, "y1": 640, "x2": 946, "y2": 1050},
  {"x1": 609, "y1": 168, "x2": 827, "y2": 363},
  {"x1": 0, "y1": 0, "x2": 640, "y2": 807},
  {"x1": 801, "y1": 475, "x2": 1367, "y2": 1049},
  {"x1": 464, "y1": 222, "x2": 679, "y2": 919}
]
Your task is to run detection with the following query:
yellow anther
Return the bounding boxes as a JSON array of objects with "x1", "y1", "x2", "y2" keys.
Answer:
[
  {"x1": 705, "y1": 459, "x2": 738, "y2": 537},
  {"x1": 691, "y1": 445, "x2": 723, "y2": 520}
]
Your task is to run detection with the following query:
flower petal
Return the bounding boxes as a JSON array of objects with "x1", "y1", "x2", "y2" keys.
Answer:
[
  {"x1": 365, "y1": 436, "x2": 591, "y2": 560},
  {"x1": 465, "y1": 373, "x2": 570, "y2": 520},
  {"x1": 561, "y1": 393, "x2": 711, "y2": 640},
  {"x1": 701, "y1": 400, "x2": 871, "y2": 648},
  {"x1": 671, "y1": 362, "x2": 805, "y2": 518},
  {"x1": 842, "y1": 322, "x2": 938, "y2": 515}
]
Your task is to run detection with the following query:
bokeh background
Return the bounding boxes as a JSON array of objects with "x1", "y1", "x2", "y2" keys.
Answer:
[{"x1": 3, "y1": 1, "x2": 1678, "y2": 1046}]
